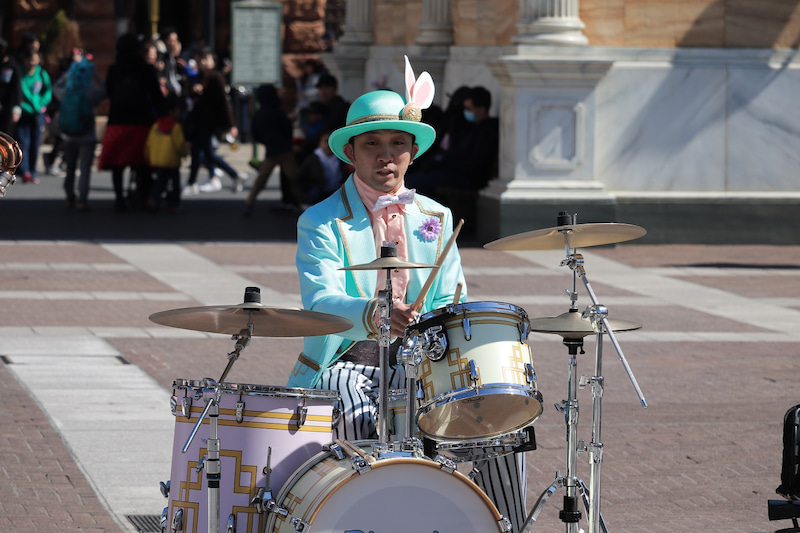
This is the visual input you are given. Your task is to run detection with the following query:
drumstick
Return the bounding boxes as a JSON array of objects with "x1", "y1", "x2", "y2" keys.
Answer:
[
  {"x1": 412, "y1": 218, "x2": 464, "y2": 313},
  {"x1": 453, "y1": 282, "x2": 462, "y2": 305}
]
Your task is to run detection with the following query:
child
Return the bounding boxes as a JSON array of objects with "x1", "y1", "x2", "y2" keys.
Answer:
[{"x1": 144, "y1": 94, "x2": 187, "y2": 213}]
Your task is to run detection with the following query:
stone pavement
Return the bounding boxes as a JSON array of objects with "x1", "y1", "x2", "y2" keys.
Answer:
[{"x1": 0, "y1": 144, "x2": 798, "y2": 532}]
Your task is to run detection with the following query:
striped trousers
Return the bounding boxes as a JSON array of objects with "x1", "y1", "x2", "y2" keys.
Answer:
[{"x1": 316, "y1": 361, "x2": 528, "y2": 532}]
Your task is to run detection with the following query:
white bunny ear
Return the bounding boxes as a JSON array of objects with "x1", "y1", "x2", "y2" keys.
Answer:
[
  {"x1": 404, "y1": 55, "x2": 416, "y2": 102},
  {"x1": 410, "y1": 71, "x2": 435, "y2": 110}
]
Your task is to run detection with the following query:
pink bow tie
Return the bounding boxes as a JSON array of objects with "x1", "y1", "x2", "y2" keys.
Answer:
[{"x1": 372, "y1": 189, "x2": 415, "y2": 211}]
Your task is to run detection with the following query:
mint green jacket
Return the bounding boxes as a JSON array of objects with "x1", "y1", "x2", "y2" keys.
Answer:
[{"x1": 287, "y1": 175, "x2": 467, "y2": 388}]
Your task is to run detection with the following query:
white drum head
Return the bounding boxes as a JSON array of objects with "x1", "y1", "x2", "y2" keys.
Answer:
[{"x1": 310, "y1": 460, "x2": 500, "y2": 532}]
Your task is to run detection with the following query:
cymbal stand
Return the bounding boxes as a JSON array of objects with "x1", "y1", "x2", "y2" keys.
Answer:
[
  {"x1": 180, "y1": 289, "x2": 257, "y2": 533},
  {"x1": 523, "y1": 243, "x2": 646, "y2": 533},
  {"x1": 564, "y1": 246, "x2": 646, "y2": 533},
  {"x1": 376, "y1": 244, "x2": 396, "y2": 448}
]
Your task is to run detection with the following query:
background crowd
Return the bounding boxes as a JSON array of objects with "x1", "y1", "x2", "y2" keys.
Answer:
[{"x1": 0, "y1": 29, "x2": 498, "y2": 219}]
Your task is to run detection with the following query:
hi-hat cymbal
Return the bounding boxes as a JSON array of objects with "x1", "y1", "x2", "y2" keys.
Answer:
[
  {"x1": 149, "y1": 303, "x2": 353, "y2": 337},
  {"x1": 484, "y1": 223, "x2": 646, "y2": 251},
  {"x1": 530, "y1": 310, "x2": 642, "y2": 339},
  {"x1": 341, "y1": 256, "x2": 437, "y2": 271}
]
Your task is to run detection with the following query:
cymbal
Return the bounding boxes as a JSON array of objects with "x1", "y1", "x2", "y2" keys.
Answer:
[
  {"x1": 530, "y1": 310, "x2": 641, "y2": 339},
  {"x1": 340, "y1": 256, "x2": 437, "y2": 271},
  {"x1": 484, "y1": 223, "x2": 646, "y2": 251},
  {"x1": 149, "y1": 303, "x2": 353, "y2": 337}
]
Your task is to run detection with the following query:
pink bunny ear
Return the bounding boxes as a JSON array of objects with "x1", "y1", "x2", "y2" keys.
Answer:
[
  {"x1": 410, "y1": 71, "x2": 435, "y2": 110},
  {"x1": 404, "y1": 55, "x2": 416, "y2": 102}
]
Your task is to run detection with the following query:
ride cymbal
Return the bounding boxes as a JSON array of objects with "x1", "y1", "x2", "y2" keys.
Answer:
[
  {"x1": 149, "y1": 303, "x2": 353, "y2": 337},
  {"x1": 484, "y1": 223, "x2": 646, "y2": 251},
  {"x1": 530, "y1": 309, "x2": 641, "y2": 339},
  {"x1": 340, "y1": 256, "x2": 437, "y2": 271}
]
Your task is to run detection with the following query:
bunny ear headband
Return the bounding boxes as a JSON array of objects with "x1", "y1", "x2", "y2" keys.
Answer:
[
  {"x1": 401, "y1": 55, "x2": 435, "y2": 121},
  {"x1": 327, "y1": 56, "x2": 437, "y2": 164}
]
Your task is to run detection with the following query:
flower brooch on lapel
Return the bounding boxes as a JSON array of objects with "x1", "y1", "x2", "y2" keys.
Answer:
[{"x1": 416, "y1": 217, "x2": 442, "y2": 242}]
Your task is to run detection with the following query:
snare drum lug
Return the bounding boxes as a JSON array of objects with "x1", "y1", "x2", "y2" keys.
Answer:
[
  {"x1": 170, "y1": 395, "x2": 178, "y2": 416},
  {"x1": 469, "y1": 360, "x2": 479, "y2": 384},
  {"x1": 235, "y1": 400, "x2": 245, "y2": 424},
  {"x1": 435, "y1": 455, "x2": 457, "y2": 473},
  {"x1": 159, "y1": 480, "x2": 170, "y2": 498},
  {"x1": 462, "y1": 315, "x2": 471, "y2": 341},
  {"x1": 525, "y1": 363, "x2": 537, "y2": 384},
  {"x1": 171, "y1": 507, "x2": 184, "y2": 531},
  {"x1": 195, "y1": 455, "x2": 206, "y2": 473},
  {"x1": 290, "y1": 517, "x2": 309, "y2": 531},
  {"x1": 160, "y1": 506, "x2": 168, "y2": 529},
  {"x1": 498, "y1": 516, "x2": 513, "y2": 532},
  {"x1": 296, "y1": 405, "x2": 308, "y2": 428},
  {"x1": 226, "y1": 513, "x2": 236, "y2": 533},
  {"x1": 181, "y1": 396, "x2": 192, "y2": 419}
]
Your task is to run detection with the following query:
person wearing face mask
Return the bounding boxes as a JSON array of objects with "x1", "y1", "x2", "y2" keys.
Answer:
[{"x1": 405, "y1": 85, "x2": 499, "y2": 198}]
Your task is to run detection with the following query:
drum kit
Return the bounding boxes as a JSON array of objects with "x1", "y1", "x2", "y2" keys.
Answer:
[{"x1": 149, "y1": 212, "x2": 648, "y2": 533}]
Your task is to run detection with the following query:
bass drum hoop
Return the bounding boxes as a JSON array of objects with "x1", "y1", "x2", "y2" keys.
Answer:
[{"x1": 265, "y1": 440, "x2": 503, "y2": 530}]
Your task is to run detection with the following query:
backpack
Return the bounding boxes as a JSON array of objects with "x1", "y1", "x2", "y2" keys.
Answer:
[{"x1": 58, "y1": 58, "x2": 95, "y2": 135}]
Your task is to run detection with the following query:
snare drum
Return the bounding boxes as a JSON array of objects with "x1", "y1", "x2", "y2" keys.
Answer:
[
  {"x1": 407, "y1": 301, "x2": 543, "y2": 441},
  {"x1": 164, "y1": 379, "x2": 338, "y2": 533},
  {"x1": 266, "y1": 441, "x2": 511, "y2": 532}
]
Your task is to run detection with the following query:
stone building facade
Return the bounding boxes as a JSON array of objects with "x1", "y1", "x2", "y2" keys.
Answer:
[{"x1": 325, "y1": 0, "x2": 800, "y2": 244}]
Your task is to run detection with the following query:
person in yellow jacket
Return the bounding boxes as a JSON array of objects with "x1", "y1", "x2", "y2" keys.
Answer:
[{"x1": 144, "y1": 94, "x2": 187, "y2": 213}]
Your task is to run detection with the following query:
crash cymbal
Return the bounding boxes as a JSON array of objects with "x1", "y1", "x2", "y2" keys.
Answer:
[
  {"x1": 341, "y1": 256, "x2": 437, "y2": 271},
  {"x1": 484, "y1": 223, "x2": 646, "y2": 251},
  {"x1": 530, "y1": 309, "x2": 641, "y2": 339},
  {"x1": 149, "y1": 302, "x2": 353, "y2": 337}
]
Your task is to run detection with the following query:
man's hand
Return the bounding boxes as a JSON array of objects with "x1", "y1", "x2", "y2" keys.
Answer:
[{"x1": 390, "y1": 300, "x2": 419, "y2": 339}]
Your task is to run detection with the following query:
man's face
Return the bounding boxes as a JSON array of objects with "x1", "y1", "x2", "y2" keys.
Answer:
[
  {"x1": 166, "y1": 32, "x2": 181, "y2": 56},
  {"x1": 344, "y1": 130, "x2": 418, "y2": 194},
  {"x1": 318, "y1": 84, "x2": 336, "y2": 103}
]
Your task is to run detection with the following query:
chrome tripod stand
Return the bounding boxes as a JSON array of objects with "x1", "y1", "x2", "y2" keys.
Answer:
[{"x1": 486, "y1": 212, "x2": 648, "y2": 533}]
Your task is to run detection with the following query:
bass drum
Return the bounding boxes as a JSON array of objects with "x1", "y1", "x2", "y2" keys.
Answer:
[{"x1": 266, "y1": 441, "x2": 510, "y2": 533}]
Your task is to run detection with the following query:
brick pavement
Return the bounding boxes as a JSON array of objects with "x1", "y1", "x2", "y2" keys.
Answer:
[{"x1": 0, "y1": 176, "x2": 799, "y2": 533}]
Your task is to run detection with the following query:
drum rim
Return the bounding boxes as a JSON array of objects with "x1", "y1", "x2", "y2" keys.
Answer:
[
  {"x1": 412, "y1": 300, "x2": 529, "y2": 331},
  {"x1": 266, "y1": 440, "x2": 503, "y2": 529},
  {"x1": 171, "y1": 378, "x2": 340, "y2": 400},
  {"x1": 417, "y1": 385, "x2": 544, "y2": 440}
]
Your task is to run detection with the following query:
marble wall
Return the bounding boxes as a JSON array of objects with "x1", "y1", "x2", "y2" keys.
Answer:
[{"x1": 593, "y1": 48, "x2": 800, "y2": 192}]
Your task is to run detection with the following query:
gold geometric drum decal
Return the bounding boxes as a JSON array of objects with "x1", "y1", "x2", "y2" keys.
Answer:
[
  {"x1": 165, "y1": 380, "x2": 338, "y2": 533},
  {"x1": 412, "y1": 302, "x2": 543, "y2": 441}
]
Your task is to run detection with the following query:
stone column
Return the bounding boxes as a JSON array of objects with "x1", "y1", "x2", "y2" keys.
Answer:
[
  {"x1": 339, "y1": 0, "x2": 373, "y2": 46},
  {"x1": 478, "y1": 52, "x2": 614, "y2": 241},
  {"x1": 514, "y1": 0, "x2": 588, "y2": 46},
  {"x1": 416, "y1": 0, "x2": 454, "y2": 46},
  {"x1": 325, "y1": 0, "x2": 374, "y2": 101}
]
